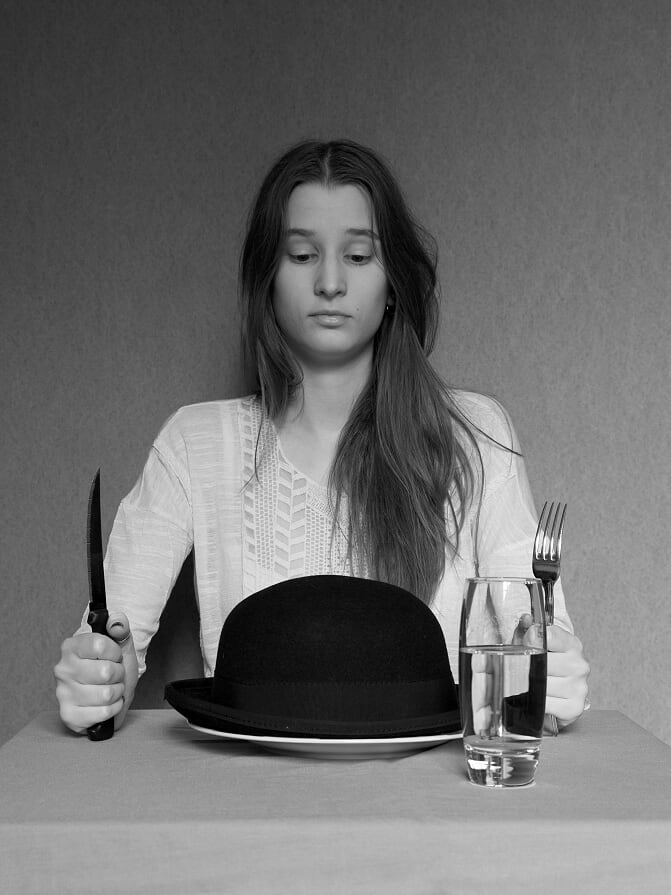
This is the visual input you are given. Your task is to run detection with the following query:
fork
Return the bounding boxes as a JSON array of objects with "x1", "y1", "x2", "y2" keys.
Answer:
[
  {"x1": 533, "y1": 501, "x2": 567, "y2": 737},
  {"x1": 532, "y1": 501, "x2": 567, "y2": 626}
]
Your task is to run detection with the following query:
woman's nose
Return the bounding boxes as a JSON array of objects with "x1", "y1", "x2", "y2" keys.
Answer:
[{"x1": 314, "y1": 257, "x2": 346, "y2": 297}]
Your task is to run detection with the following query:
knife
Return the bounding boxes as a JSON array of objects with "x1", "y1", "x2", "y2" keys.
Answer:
[{"x1": 86, "y1": 469, "x2": 115, "y2": 741}]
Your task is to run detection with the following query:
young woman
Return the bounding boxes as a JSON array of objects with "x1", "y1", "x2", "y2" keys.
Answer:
[{"x1": 54, "y1": 140, "x2": 590, "y2": 734}]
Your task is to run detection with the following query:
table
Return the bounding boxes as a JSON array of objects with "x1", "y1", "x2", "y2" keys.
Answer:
[{"x1": 1, "y1": 709, "x2": 670, "y2": 894}]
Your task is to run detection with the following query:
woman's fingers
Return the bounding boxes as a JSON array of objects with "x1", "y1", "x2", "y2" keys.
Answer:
[
  {"x1": 547, "y1": 649, "x2": 591, "y2": 678},
  {"x1": 54, "y1": 618, "x2": 135, "y2": 734},
  {"x1": 547, "y1": 625, "x2": 583, "y2": 654},
  {"x1": 57, "y1": 699, "x2": 124, "y2": 734},
  {"x1": 66, "y1": 632, "x2": 123, "y2": 662},
  {"x1": 545, "y1": 624, "x2": 590, "y2": 725},
  {"x1": 64, "y1": 679, "x2": 126, "y2": 708}
]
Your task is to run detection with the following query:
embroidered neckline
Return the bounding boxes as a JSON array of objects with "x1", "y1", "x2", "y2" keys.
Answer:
[{"x1": 239, "y1": 397, "x2": 359, "y2": 586}]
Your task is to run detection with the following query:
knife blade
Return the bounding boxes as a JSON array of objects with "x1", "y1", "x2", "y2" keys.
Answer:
[{"x1": 86, "y1": 469, "x2": 115, "y2": 741}]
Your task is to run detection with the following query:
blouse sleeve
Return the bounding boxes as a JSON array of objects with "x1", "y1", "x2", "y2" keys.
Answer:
[
  {"x1": 472, "y1": 399, "x2": 573, "y2": 635},
  {"x1": 75, "y1": 413, "x2": 194, "y2": 676}
]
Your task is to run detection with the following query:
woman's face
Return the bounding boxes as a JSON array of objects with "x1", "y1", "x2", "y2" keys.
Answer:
[{"x1": 272, "y1": 183, "x2": 390, "y2": 372}]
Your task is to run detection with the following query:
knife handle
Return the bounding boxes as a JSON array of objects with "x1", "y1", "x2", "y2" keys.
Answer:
[{"x1": 87, "y1": 607, "x2": 115, "y2": 741}]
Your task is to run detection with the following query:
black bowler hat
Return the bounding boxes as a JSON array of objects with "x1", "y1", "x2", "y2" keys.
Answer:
[{"x1": 165, "y1": 575, "x2": 460, "y2": 739}]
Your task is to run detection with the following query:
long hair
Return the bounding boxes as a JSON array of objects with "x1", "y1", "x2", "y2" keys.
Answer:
[{"x1": 239, "y1": 139, "x2": 480, "y2": 603}]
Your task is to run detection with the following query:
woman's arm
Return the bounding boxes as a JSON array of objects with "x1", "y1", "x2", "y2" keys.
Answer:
[
  {"x1": 55, "y1": 416, "x2": 194, "y2": 733},
  {"x1": 473, "y1": 400, "x2": 590, "y2": 728}
]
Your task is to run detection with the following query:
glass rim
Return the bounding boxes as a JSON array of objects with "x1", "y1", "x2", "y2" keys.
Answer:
[{"x1": 466, "y1": 576, "x2": 541, "y2": 584}]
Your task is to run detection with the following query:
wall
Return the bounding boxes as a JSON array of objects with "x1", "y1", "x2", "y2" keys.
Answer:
[{"x1": 3, "y1": 0, "x2": 670, "y2": 745}]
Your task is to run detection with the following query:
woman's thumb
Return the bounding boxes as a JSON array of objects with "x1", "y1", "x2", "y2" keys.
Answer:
[{"x1": 106, "y1": 611, "x2": 133, "y2": 649}]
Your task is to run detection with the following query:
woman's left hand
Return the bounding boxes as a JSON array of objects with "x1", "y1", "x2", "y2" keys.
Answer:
[{"x1": 546, "y1": 625, "x2": 590, "y2": 728}]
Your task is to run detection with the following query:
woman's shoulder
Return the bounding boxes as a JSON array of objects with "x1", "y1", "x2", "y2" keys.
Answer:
[
  {"x1": 154, "y1": 394, "x2": 260, "y2": 448},
  {"x1": 449, "y1": 388, "x2": 519, "y2": 451}
]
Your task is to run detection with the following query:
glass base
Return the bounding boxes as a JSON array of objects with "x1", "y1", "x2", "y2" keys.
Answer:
[{"x1": 464, "y1": 741, "x2": 540, "y2": 787}]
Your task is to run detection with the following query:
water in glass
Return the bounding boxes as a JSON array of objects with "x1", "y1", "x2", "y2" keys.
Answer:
[{"x1": 459, "y1": 644, "x2": 547, "y2": 786}]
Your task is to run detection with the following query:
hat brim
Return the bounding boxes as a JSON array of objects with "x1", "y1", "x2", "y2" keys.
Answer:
[{"x1": 165, "y1": 678, "x2": 461, "y2": 739}]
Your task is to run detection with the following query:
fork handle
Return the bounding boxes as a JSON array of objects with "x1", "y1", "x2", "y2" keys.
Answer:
[
  {"x1": 543, "y1": 580, "x2": 555, "y2": 626},
  {"x1": 544, "y1": 714, "x2": 559, "y2": 736},
  {"x1": 542, "y1": 581, "x2": 557, "y2": 735}
]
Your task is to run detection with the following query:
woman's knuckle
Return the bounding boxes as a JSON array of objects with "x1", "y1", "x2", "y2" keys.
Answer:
[
  {"x1": 60, "y1": 704, "x2": 78, "y2": 727},
  {"x1": 98, "y1": 661, "x2": 112, "y2": 682},
  {"x1": 55, "y1": 681, "x2": 71, "y2": 704}
]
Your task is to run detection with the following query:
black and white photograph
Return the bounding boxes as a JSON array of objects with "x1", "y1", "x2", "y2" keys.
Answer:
[{"x1": 2, "y1": 1, "x2": 670, "y2": 891}]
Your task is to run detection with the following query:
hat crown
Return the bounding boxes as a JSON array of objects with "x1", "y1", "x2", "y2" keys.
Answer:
[{"x1": 216, "y1": 575, "x2": 451, "y2": 684}]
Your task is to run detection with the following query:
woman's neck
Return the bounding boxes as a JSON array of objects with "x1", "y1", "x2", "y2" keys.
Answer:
[
  {"x1": 290, "y1": 379, "x2": 358, "y2": 432},
  {"x1": 274, "y1": 363, "x2": 371, "y2": 484},
  {"x1": 282, "y1": 354, "x2": 372, "y2": 429}
]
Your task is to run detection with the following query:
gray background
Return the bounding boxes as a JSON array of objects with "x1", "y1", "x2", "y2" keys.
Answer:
[{"x1": 3, "y1": 0, "x2": 670, "y2": 746}]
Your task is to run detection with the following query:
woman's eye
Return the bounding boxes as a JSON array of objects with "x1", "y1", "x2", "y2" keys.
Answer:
[
  {"x1": 348, "y1": 254, "x2": 371, "y2": 264},
  {"x1": 289, "y1": 253, "x2": 313, "y2": 263}
]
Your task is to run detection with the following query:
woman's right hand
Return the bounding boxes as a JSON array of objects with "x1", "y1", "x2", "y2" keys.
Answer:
[{"x1": 54, "y1": 611, "x2": 139, "y2": 734}]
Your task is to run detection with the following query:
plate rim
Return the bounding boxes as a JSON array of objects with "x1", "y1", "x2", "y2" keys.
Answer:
[{"x1": 187, "y1": 721, "x2": 462, "y2": 746}]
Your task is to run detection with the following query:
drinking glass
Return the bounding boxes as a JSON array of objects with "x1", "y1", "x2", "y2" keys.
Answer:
[{"x1": 459, "y1": 577, "x2": 547, "y2": 787}]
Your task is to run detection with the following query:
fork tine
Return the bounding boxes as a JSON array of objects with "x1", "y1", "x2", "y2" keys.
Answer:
[
  {"x1": 545, "y1": 501, "x2": 558, "y2": 560},
  {"x1": 553, "y1": 503, "x2": 567, "y2": 561},
  {"x1": 542, "y1": 501, "x2": 555, "y2": 560},
  {"x1": 534, "y1": 501, "x2": 549, "y2": 557}
]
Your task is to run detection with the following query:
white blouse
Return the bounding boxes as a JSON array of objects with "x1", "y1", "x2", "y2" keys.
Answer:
[{"x1": 81, "y1": 391, "x2": 572, "y2": 682}]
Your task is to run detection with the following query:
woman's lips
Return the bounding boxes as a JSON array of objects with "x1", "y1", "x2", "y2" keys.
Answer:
[{"x1": 310, "y1": 312, "x2": 350, "y2": 326}]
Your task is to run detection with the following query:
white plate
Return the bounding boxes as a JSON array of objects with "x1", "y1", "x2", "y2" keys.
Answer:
[{"x1": 187, "y1": 722, "x2": 461, "y2": 759}]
